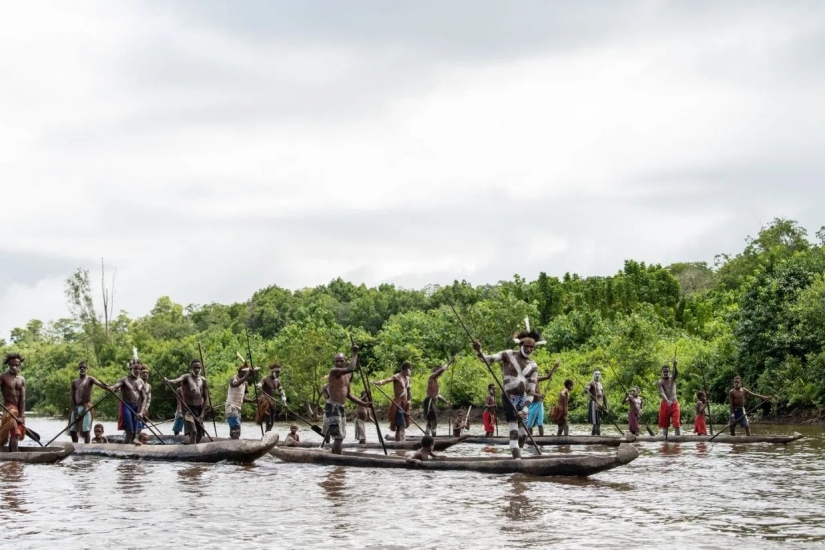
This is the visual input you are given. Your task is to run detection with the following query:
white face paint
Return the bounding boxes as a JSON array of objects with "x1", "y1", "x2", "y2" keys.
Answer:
[
  {"x1": 520, "y1": 345, "x2": 535, "y2": 357},
  {"x1": 593, "y1": 371, "x2": 601, "y2": 381}
]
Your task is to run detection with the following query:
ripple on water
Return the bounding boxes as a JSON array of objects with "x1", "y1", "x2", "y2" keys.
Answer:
[{"x1": 3, "y1": 420, "x2": 825, "y2": 548}]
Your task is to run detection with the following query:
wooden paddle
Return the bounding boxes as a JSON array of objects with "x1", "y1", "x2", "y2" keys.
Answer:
[
  {"x1": 350, "y1": 334, "x2": 388, "y2": 456},
  {"x1": 698, "y1": 359, "x2": 715, "y2": 435},
  {"x1": 258, "y1": 390, "x2": 324, "y2": 436},
  {"x1": 0, "y1": 402, "x2": 43, "y2": 446},
  {"x1": 567, "y1": 370, "x2": 625, "y2": 436},
  {"x1": 197, "y1": 343, "x2": 219, "y2": 439},
  {"x1": 370, "y1": 383, "x2": 427, "y2": 435},
  {"x1": 605, "y1": 362, "x2": 655, "y2": 436},
  {"x1": 45, "y1": 392, "x2": 111, "y2": 446},
  {"x1": 244, "y1": 328, "x2": 266, "y2": 438},
  {"x1": 449, "y1": 305, "x2": 542, "y2": 456}
]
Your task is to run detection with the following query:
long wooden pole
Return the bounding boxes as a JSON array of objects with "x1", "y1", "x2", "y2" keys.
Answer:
[
  {"x1": 45, "y1": 393, "x2": 111, "y2": 446},
  {"x1": 259, "y1": 391, "x2": 324, "y2": 436},
  {"x1": 699, "y1": 359, "x2": 715, "y2": 435},
  {"x1": 707, "y1": 377, "x2": 798, "y2": 443},
  {"x1": 350, "y1": 334, "x2": 388, "y2": 456},
  {"x1": 197, "y1": 343, "x2": 219, "y2": 438},
  {"x1": 566, "y1": 370, "x2": 626, "y2": 436},
  {"x1": 371, "y1": 383, "x2": 426, "y2": 435},
  {"x1": 244, "y1": 329, "x2": 266, "y2": 438},
  {"x1": 102, "y1": 386, "x2": 168, "y2": 444},
  {"x1": 145, "y1": 365, "x2": 211, "y2": 443},
  {"x1": 0, "y1": 402, "x2": 42, "y2": 446},
  {"x1": 449, "y1": 305, "x2": 542, "y2": 455},
  {"x1": 605, "y1": 362, "x2": 655, "y2": 436}
]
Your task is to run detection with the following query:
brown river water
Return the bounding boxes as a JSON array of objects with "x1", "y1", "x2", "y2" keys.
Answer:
[{"x1": 2, "y1": 417, "x2": 823, "y2": 549}]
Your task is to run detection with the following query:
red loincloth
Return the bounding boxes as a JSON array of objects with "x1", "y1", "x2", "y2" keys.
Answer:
[
  {"x1": 483, "y1": 411, "x2": 496, "y2": 433},
  {"x1": 254, "y1": 397, "x2": 271, "y2": 425},
  {"x1": 694, "y1": 414, "x2": 707, "y2": 435},
  {"x1": 658, "y1": 400, "x2": 681, "y2": 429},
  {"x1": 0, "y1": 404, "x2": 26, "y2": 443}
]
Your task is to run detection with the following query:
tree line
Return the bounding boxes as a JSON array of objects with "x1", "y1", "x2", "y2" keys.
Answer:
[{"x1": 3, "y1": 217, "x2": 824, "y2": 424}]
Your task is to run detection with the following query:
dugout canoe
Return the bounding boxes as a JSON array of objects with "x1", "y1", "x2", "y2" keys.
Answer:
[
  {"x1": 74, "y1": 432, "x2": 279, "y2": 463},
  {"x1": 0, "y1": 443, "x2": 75, "y2": 464},
  {"x1": 282, "y1": 436, "x2": 466, "y2": 451},
  {"x1": 407, "y1": 435, "x2": 631, "y2": 447},
  {"x1": 631, "y1": 432, "x2": 804, "y2": 444},
  {"x1": 270, "y1": 442, "x2": 639, "y2": 476}
]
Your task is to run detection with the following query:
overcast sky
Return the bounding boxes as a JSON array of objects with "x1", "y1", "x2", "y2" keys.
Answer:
[{"x1": 2, "y1": 1, "x2": 824, "y2": 337}]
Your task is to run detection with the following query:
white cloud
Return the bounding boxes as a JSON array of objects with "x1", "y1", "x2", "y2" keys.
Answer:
[{"x1": 1, "y1": 1, "x2": 824, "y2": 336}]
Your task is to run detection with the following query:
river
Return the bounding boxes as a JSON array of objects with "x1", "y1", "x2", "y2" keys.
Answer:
[{"x1": 2, "y1": 418, "x2": 823, "y2": 549}]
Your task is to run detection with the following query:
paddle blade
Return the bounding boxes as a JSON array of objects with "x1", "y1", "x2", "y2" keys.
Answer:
[
  {"x1": 311, "y1": 425, "x2": 324, "y2": 436},
  {"x1": 646, "y1": 426, "x2": 655, "y2": 436},
  {"x1": 25, "y1": 427, "x2": 41, "y2": 442}
]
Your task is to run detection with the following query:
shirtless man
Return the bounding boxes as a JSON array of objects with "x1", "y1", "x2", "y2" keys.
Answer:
[
  {"x1": 373, "y1": 362, "x2": 413, "y2": 442},
  {"x1": 657, "y1": 361, "x2": 680, "y2": 437},
  {"x1": 728, "y1": 376, "x2": 771, "y2": 436},
  {"x1": 68, "y1": 361, "x2": 108, "y2": 443},
  {"x1": 623, "y1": 386, "x2": 643, "y2": 436},
  {"x1": 355, "y1": 390, "x2": 372, "y2": 444},
  {"x1": 0, "y1": 353, "x2": 26, "y2": 452},
  {"x1": 528, "y1": 363, "x2": 560, "y2": 436},
  {"x1": 109, "y1": 361, "x2": 146, "y2": 444},
  {"x1": 259, "y1": 363, "x2": 287, "y2": 432},
  {"x1": 138, "y1": 366, "x2": 152, "y2": 433},
  {"x1": 551, "y1": 379, "x2": 574, "y2": 436},
  {"x1": 226, "y1": 362, "x2": 258, "y2": 439},
  {"x1": 327, "y1": 346, "x2": 370, "y2": 455},
  {"x1": 483, "y1": 384, "x2": 497, "y2": 437},
  {"x1": 422, "y1": 357, "x2": 455, "y2": 437},
  {"x1": 585, "y1": 370, "x2": 608, "y2": 436},
  {"x1": 165, "y1": 359, "x2": 210, "y2": 444},
  {"x1": 473, "y1": 329, "x2": 543, "y2": 458}
]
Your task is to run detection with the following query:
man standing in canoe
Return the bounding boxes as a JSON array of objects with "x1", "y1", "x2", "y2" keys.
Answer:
[
  {"x1": 585, "y1": 370, "x2": 608, "y2": 436},
  {"x1": 0, "y1": 353, "x2": 26, "y2": 452},
  {"x1": 109, "y1": 360, "x2": 147, "y2": 444},
  {"x1": 551, "y1": 379, "x2": 574, "y2": 436},
  {"x1": 138, "y1": 365, "x2": 152, "y2": 434},
  {"x1": 422, "y1": 356, "x2": 455, "y2": 437},
  {"x1": 257, "y1": 363, "x2": 286, "y2": 432},
  {"x1": 472, "y1": 329, "x2": 543, "y2": 459},
  {"x1": 373, "y1": 362, "x2": 413, "y2": 442},
  {"x1": 68, "y1": 361, "x2": 109, "y2": 443},
  {"x1": 527, "y1": 363, "x2": 560, "y2": 436},
  {"x1": 483, "y1": 383, "x2": 497, "y2": 437},
  {"x1": 165, "y1": 359, "x2": 210, "y2": 444},
  {"x1": 226, "y1": 361, "x2": 258, "y2": 439},
  {"x1": 657, "y1": 361, "x2": 680, "y2": 437},
  {"x1": 327, "y1": 345, "x2": 371, "y2": 455},
  {"x1": 728, "y1": 376, "x2": 771, "y2": 436}
]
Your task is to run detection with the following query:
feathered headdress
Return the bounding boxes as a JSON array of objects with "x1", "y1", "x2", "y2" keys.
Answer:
[{"x1": 513, "y1": 316, "x2": 546, "y2": 346}]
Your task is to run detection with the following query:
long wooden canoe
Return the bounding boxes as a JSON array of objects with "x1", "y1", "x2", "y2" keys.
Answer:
[
  {"x1": 411, "y1": 432, "x2": 804, "y2": 446},
  {"x1": 283, "y1": 436, "x2": 466, "y2": 451},
  {"x1": 271, "y1": 442, "x2": 639, "y2": 476},
  {"x1": 0, "y1": 443, "x2": 75, "y2": 464},
  {"x1": 407, "y1": 435, "x2": 632, "y2": 447},
  {"x1": 631, "y1": 432, "x2": 804, "y2": 444},
  {"x1": 74, "y1": 432, "x2": 278, "y2": 463},
  {"x1": 108, "y1": 434, "x2": 466, "y2": 451}
]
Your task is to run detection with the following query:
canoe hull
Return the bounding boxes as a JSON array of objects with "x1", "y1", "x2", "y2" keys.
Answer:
[
  {"x1": 283, "y1": 437, "x2": 465, "y2": 451},
  {"x1": 0, "y1": 443, "x2": 75, "y2": 464},
  {"x1": 411, "y1": 432, "x2": 803, "y2": 446},
  {"x1": 74, "y1": 433, "x2": 278, "y2": 463},
  {"x1": 271, "y1": 442, "x2": 639, "y2": 477}
]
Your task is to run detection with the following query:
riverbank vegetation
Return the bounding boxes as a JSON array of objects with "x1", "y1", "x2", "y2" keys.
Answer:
[{"x1": 3, "y1": 218, "x2": 823, "y2": 424}]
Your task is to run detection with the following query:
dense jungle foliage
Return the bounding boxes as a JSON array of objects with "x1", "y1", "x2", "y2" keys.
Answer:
[{"x1": 3, "y1": 218, "x2": 824, "y2": 424}]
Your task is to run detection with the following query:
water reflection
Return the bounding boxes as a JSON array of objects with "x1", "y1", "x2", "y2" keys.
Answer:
[
  {"x1": 0, "y1": 463, "x2": 28, "y2": 513},
  {"x1": 503, "y1": 478, "x2": 540, "y2": 526},
  {"x1": 177, "y1": 465, "x2": 209, "y2": 497},
  {"x1": 319, "y1": 467, "x2": 351, "y2": 533}
]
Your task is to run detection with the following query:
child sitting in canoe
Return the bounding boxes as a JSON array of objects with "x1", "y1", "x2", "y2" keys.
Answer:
[
  {"x1": 133, "y1": 432, "x2": 149, "y2": 446},
  {"x1": 284, "y1": 424, "x2": 300, "y2": 446},
  {"x1": 91, "y1": 423, "x2": 108, "y2": 444},
  {"x1": 409, "y1": 435, "x2": 444, "y2": 462}
]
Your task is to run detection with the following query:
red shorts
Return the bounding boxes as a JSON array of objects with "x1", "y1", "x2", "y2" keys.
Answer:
[
  {"x1": 483, "y1": 411, "x2": 496, "y2": 432},
  {"x1": 658, "y1": 400, "x2": 681, "y2": 429},
  {"x1": 693, "y1": 414, "x2": 707, "y2": 435}
]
